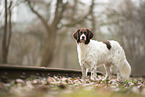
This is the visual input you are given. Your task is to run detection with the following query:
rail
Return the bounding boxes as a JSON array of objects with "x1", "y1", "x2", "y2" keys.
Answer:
[{"x1": 0, "y1": 64, "x2": 103, "y2": 82}]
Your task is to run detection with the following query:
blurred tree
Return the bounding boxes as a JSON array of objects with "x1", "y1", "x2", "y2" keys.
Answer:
[
  {"x1": 90, "y1": 0, "x2": 95, "y2": 33},
  {"x1": 25, "y1": 0, "x2": 68, "y2": 66},
  {"x1": 1, "y1": 0, "x2": 13, "y2": 64},
  {"x1": 25, "y1": 0, "x2": 94, "y2": 67}
]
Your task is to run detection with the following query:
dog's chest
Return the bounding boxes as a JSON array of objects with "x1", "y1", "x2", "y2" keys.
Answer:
[{"x1": 77, "y1": 43, "x2": 98, "y2": 65}]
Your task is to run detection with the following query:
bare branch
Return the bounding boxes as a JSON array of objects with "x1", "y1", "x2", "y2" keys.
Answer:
[
  {"x1": 26, "y1": 0, "x2": 50, "y2": 31},
  {"x1": 52, "y1": 0, "x2": 68, "y2": 28},
  {"x1": 62, "y1": 0, "x2": 94, "y2": 27},
  {"x1": 99, "y1": 19, "x2": 127, "y2": 26}
]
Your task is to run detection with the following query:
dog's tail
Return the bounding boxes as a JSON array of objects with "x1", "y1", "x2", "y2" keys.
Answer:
[{"x1": 120, "y1": 59, "x2": 131, "y2": 80}]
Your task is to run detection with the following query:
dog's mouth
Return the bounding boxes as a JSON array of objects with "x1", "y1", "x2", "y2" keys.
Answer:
[
  {"x1": 80, "y1": 34, "x2": 86, "y2": 43},
  {"x1": 80, "y1": 39, "x2": 85, "y2": 43}
]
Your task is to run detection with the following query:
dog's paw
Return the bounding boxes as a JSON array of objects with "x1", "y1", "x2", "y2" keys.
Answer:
[
  {"x1": 90, "y1": 76, "x2": 96, "y2": 80},
  {"x1": 89, "y1": 77, "x2": 100, "y2": 82},
  {"x1": 82, "y1": 76, "x2": 88, "y2": 81},
  {"x1": 102, "y1": 76, "x2": 109, "y2": 81},
  {"x1": 102, "y1": 78, "x2": 108, "y2": 82}
]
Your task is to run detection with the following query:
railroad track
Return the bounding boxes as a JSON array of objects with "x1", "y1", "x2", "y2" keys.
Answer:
[
  {"x1": 0, "y1": 64, "x2": 103, "y2": 83},
  {"x1": 0, "y1": 64, "x2": 144, "y2": 83}
]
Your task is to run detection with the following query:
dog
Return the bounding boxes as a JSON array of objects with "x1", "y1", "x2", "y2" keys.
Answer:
[{"x1": 72, "y1": 28, "x2": 131, "y2": 81}]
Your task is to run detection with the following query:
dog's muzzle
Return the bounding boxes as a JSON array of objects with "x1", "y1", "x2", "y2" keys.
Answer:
[{"x1": 80, "y1": 34, "x2": 86, "y2": 40}]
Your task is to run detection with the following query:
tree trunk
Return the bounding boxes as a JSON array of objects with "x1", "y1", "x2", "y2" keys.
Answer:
[
  {"x1": 2, "y1": 0, "x2": 12, "y2": 64},
  {"x1": 7, "y1": 0, "x2": 12, "y2": 62},
  {"x1": 2, "y1": 0, "x2": 8, "y2": 64},
  {"x1": 41, "y1": 27, "x2": 57, "y2": 67}
]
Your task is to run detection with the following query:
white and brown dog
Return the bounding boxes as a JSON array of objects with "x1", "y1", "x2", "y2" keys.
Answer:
[{"x1": 72, "y1": 28, "x2": 131, "y2": 81}]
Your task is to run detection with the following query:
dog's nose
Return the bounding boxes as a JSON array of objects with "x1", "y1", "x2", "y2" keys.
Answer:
[{"x1": 82, "y1": 36, "x2": 85, "y2": 39}]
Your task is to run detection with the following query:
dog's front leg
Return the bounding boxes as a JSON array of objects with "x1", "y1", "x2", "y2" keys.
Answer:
[
  {"x1": 90, "y1": 65, "x2": 97, "y2": 81},
  {"x1": 81, "y1": 66, "x2": 87, "y2": 80}
]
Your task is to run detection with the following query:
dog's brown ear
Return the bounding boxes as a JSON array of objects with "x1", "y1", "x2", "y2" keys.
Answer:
[
  {"x1": 85, "y1": 28, "x2": 94, "y2": 44},
  {"x1": 87, "y1": 28, "x2": 94, "y2": 39},
  {"x1": 72, "y1": 29, "x2": 80, "y2": 43}
]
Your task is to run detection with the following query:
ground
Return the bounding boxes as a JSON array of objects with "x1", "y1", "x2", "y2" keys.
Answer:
[{"x1": 0, "y1": 75, "x2": 145, "y2": 97}]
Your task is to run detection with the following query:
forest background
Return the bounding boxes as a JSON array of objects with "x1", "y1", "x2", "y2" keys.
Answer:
[{"x1": 0, "y1": 0, "x2": 145, "y2": 76}]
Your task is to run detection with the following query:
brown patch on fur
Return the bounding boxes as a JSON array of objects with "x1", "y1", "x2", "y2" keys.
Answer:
[{"x1": 103, "y1": 41, "x2": 111, "y2": 50}]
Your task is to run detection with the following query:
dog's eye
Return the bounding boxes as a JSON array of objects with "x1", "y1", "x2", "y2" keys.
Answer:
[
  {"x1": 84, "y1": 32, "x2": 86, "y2": 34},
  {"x1": 80, "y1": 32, "x2": 83, "y2": 34}
]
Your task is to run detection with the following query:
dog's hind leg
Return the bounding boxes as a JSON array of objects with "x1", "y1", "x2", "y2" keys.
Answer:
[
  {"x1": 102, "y1": 64, "x2": 111, "y2": 81},
  {"x1": 86, "y1": 68, "x2": 89, "y2": 77},
  {"x1": 120, "y1": 59, "x2": 131, "y2": 80},
  {"x1": 113, "y1": 64, "x2": 121, "y2": 81}
]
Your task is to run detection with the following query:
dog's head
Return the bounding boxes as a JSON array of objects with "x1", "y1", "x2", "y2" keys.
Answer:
[{"x1": 72, "y1": 28, "x2": 94, "y2": 44}]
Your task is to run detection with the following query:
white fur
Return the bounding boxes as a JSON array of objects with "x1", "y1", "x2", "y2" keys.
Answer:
[{"x1": 77, "y1": 40, "x2": 131, "y2": 81}]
